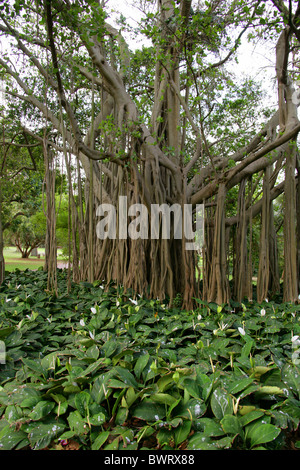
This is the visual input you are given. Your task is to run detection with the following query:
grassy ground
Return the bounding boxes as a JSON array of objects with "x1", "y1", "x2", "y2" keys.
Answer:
[{"x1": 3, "y1": 246, "x2": 66, "y2": 272}]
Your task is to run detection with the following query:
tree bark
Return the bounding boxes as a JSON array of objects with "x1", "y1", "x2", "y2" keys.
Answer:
[{"x1": 283, "y1": 140, "x2": 298, "y2": 302}]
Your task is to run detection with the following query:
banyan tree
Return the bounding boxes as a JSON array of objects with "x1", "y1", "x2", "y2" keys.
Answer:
[{"x1": 0, "y1": 0, "x2": 300, "y2": 308}]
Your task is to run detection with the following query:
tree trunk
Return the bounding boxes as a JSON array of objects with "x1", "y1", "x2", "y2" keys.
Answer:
[
  {"x1": 43, "y1": 142, "x2": 57, "y2": 294},
  {"x1": 268, "y1": 200, "x2": 280, "y2": 295},
  {"x1": 283, "y1": 140, "x2": 298, "y2": 302},
  {"x1": 257, "y1": 166, "x2": 271, "y2": 303},
  {"x1": 296, "y1": 152, "x2": 300, "y2": 295},
  {"x1": 207, "y1": 184, "x2": 230, "y2": 305},
  {"x1": 234, "y1": 178, "x2": 249, "y2": 302},
  {"x1": 0, "y1": 184, "x2": 4, "y2": 285}
]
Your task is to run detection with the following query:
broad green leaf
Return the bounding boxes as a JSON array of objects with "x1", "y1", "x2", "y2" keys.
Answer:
[
  {"x1": 174, "y1": 398, "x2": 206, "y2": 420},
  {"x1": 210, "y1": 388, "x2": 233, "y2": 420},
  {"x1": 281, "y1": 364, "x2": 300, "y2": 399},
  {"x1": 134, "y1": 352, "x2": 150, "y2": 379},
  {"x1": 0, "y1": 424, "x2": 28, "y2": 450},
  {"x1": 227, "y1": 377, "x2": 254, "y2": 395},
  {"x1": 28, "y1": 401, "x2": 55, "y2": 421},
  {"x1": 151, "y1": 393, "x2": 178, "y2": 406},
  {"x1": 220, "y1": 414, "x2": 243, "y2": 437},
  {"x1": 187, "y1": 433, "x2": 216, "y2": 450},
  {"x1": 113, "y1": 366, "x2": 138, "y2": 388},
  {"x1": 249, "y1": 424, "x2": 281, "y2": 448},
  {"x1": 195, "y1": 371, "x2": 213, "y2": 401},
  {"x1": 41, "y1": 352, "x2": 57, "y2": 371},
  {"x1": 91, "y1": 370, "x2": 115, "y2": 404},
  {"x1": 28, "y1": 422, "x2": 65, "y2": 450},
  {"x1": 115, "y1": 407, "x2": 128, "y2": 426},
  {"x1": 132, "y1": 400, "x2": 166, "y2": 421},
  {"x1": 67, "y1": 410, "x2": 88, "y2": 435},
  {"x1": 157, "y1": 428, "x2": 174, "y2": 446},
  {"x1": 0, "y1": 327, "x2": 15, "y2": 339},
  {"x1": 174, "y1": 420, "x2": 192, "y2": 446},
  {"x1": 157, "y1": 372, "x2": 174, "y2": 392},
  {"x1": 4, "y1": 405, "x2": 23, "y2": 423},
  {"x1": 89, "y1": 412, "x2": 106, "y2": 426},
  {"x1": 22, "y1": 358, "x2": 45, "y2": 376},
  {"x1": 193, "y1": 417, "x2": 225, "y2": 436},
  {"x1": 91, "y1": 431, "x2": 110, "y2": 450},
  {"x1": 182, "y1": 378, "x2": 202, "y2": 400},
  {"x1": 75, "y1": 391, "x2": 91, "y2": 416},
  {"x1": 239, "y1": 409, "x2": 265, "y2": 426}
]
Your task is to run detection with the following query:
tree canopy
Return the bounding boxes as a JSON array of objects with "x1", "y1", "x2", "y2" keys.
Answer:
[{"x1": 0, "y1": 0, "x2": 300, "y2": 308}]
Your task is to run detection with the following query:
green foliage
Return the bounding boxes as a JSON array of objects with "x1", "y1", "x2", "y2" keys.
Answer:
[{"x1": 0, "y1": 270, "x2": 299, "y2": 450}]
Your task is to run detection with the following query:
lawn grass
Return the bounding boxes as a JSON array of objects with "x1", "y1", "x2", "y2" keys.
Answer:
[{"x1": 3, "y1": 246, "x2": 66, "y2": 272}]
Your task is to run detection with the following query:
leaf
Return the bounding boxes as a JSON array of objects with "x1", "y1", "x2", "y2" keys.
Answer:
[
  {"x1": 157, "y1": 373, "x2": 174, "y2": 392},
  {"x1": 173, "y1": 398, "x2": 207, "y2": 420},
  {"x1": 0, "y1": 327, "x2": 15, "y2": 339},
  {"x1": 182, "y1": 378, "x2": 202, "y2": 400},
  {"x1": 187, "y1": 433, "x2": 216, "y2": 450},
  {"x1": 193, "y1": 417, "x2": 225, "y2": 436},
  {"x1": 174, "y1": 420, "x2": 192, "y2": 446},
  {"x1": 220, "y1": 414, "x2": 243, "y2": 437},
  {"x1": 134, "y1": 352, "x2": 150, "y2": 379},
  {"x1": 28, "y1": 422, "x2": 65, "y2": 450},
  {"x1": 114, "y1": 366, "x2": 138, "y2": 388},
  {"x1": 22, "y1": 357, "x2": 45, "y2": 377},
  {"x1": 227, "y1": 377, "x2": 255, "y2": 395},
  {"x1": 91, "y1": 431, "x2": 110, "y2": 450},
  {"x1": 210, "y1": 388, "x2": 233, "y2": 420},
  {"x1": 75, "y1": 391, "x2": 91, "y2": 417},
  {"x1": 41, "y1": 352, "x2": 57, "y2": 372},
  {"x1": 248, "y1": 424, "x2": 281, "y2": 448},
  {"x1": 89, "y1": 412, "x2": 106, "y2": 426},
  {"x1": 132, "y1": 400, "x2": 166, "y2": 421},
  {"x1": 115, "y1": 407, "x2": 128, "y2": 426},
  {"x1": 239, "y1": 409, "x2": 265, "y2": 426},
  {"x1": 91, "y1": 370, "x2": 115, "y2": 404},
  {"x1": 195, "y1": 371, "x2": 213, "y2": 401},
  {"x1": 255, "y1": 385, "x2": 285, "y2": 398},
  {"x1": 151, "y1": 393, "x2": 178, "y2": 406},
  {"x1": 0, "y1": 424, "x2": 28, "y2": 450},
  {"x1": 67, "y1": 410, "x2": 88, "y2": 435},
  {"x1": 157, "y1": 428, "x2": 174, "y2": 446},
  {"x1": 28, "y1": 401, "x2": 55, "y2": 421},
  {"x1": 281, "y1": 364, "x2": 300, "y2": 399}
]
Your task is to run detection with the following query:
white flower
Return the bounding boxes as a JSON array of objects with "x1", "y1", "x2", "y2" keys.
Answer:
[
  {"x1": 80, "y1": 319, "x2": 85, "y2": 327},
  {"x1": 292, "y1": 335, "x2": 300, "y2": 344},
  {"x1": 91, "y1": 307, "x2": 97, "y2": 314},
  {"x1": 129, "y1": 298, "x2": 138, "y2": 305},
  {"x1": 89, "y1": 331, "x2": 95, "y2": 340},
  {"x1": 265, "y1": 298, "x2": 269, "y2": 303},
  {"x1": 260, "y1": 308, "x2": 266, "y2": 316},
  {"x1": 116, "y1": 300, "x2": 120, "y2": 307},
  {"x1": 5, "y1": 298, "x2": 11, "y2": 302},
  {"x1": 238, "y1": 327, "x2": 246, "y2": 336},
  {"x1": 197, "y1": 314, "x2": 202, "y2": 320}
]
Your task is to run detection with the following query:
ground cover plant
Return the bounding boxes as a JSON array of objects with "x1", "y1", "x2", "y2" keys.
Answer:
[{"x1": 0, "y1": 269, "x2": 299, "y2": 451}]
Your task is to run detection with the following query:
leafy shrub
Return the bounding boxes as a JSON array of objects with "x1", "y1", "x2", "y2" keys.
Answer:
[{"x1": 0, "y1": 270, "x2": 299, "y2": 450}]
